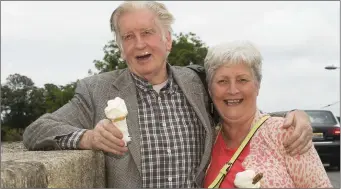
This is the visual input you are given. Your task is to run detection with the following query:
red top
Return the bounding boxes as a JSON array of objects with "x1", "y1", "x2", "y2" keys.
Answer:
[{"x1": 203, "y1": 131, "x2": 250, "y2": 188}]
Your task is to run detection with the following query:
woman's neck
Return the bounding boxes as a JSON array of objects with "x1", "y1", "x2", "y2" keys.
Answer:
[{"x1": 221, "y1": 112, "x2": 256, "y2": 149}]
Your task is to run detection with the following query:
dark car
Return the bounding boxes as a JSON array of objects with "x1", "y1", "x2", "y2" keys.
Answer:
[{"x1": 271, "y1": 110, "x2": 340, "y2": 169}]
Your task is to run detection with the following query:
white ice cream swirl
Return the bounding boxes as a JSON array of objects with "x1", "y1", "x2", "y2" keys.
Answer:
[
  {"x1": 234, "y1": 170, "x2": 261, "y2": 188},
  {"x1": 104, "y1": 97, "x2": 131, "y2": 146}
]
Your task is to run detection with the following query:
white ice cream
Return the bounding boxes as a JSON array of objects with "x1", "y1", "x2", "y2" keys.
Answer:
[
  {"x1": 234, "y1": 170, "x2": 261, "y2": 188},
  {"x1": 104, "y1": 97, "x2": 131, "y2": 146}
]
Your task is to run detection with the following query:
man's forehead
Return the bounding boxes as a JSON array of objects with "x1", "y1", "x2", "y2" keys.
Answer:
[{"x1": 118, "y1": 10, "x2": 158, "y2": 30}]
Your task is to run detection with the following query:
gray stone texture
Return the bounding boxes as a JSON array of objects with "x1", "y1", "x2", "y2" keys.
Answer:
[{"x1": 1, "y1": 142, "x2": 105, "y2": 188}]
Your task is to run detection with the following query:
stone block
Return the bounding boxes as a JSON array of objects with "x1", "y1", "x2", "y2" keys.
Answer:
[{"x1": 1, "y1": 142, "x2": 105, "y2": 188}]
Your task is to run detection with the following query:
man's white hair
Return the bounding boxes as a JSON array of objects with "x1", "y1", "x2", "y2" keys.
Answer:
[
  {"x1": 204, "y1": 40, "x2": 263, "y2": 87},
  {"x1": 110, "y1": 1, "x2": 175, "y2": 51}
]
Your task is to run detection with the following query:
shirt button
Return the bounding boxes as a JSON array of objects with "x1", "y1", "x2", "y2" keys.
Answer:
[
  {"x1": 168, "y1": 177, "x2": 172, "y2": 182},
  {"x1": 167, "y1": 148, "x2": 171, "y2": 153}
]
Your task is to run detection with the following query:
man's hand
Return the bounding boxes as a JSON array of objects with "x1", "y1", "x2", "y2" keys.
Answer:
[
  {"x1": 282, "y1": 110, "x2": 313, "y2": 156},
  {"x1": 79, "y1": 119, "x2": 128, "y2": 155}
]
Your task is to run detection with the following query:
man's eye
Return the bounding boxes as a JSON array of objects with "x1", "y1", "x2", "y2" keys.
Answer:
[
  {"x1": 123, "y1": 35, "x2": 133, "y2": 40},
  {"x1": 142, "y1": 30, "x2": 153, "y2": 35}
]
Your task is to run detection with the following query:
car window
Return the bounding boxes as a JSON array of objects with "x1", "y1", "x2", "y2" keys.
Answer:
[{"x1": 306, "y1": 111, "x2": 338, "y2": 125}]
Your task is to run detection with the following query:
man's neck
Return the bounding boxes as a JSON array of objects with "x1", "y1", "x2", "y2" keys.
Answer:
[
  {"x1": 147, "y1": 71, "x2": 168, "y2": 85},
  {"x1": 132, "y1": 64, "x2": 168, "y2": 85}
]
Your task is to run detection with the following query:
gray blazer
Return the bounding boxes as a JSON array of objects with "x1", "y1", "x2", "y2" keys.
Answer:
[{"x1": 23, "y1": 66, "x2": 214, "y2": 188}]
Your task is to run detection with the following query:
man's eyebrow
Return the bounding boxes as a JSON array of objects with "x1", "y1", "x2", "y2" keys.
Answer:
[{"x1": 141, "y1": 28, "x2": 155, "y2": 32}]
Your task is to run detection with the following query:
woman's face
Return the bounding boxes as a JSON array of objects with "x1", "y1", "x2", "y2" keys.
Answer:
[{"x1": 210, "y1": 63, "x2": 259, "y2": 122}]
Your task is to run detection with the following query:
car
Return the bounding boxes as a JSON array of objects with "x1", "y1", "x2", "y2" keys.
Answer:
[{"x1": 271, "y1": 110, "x2": 340, "y2": 170}]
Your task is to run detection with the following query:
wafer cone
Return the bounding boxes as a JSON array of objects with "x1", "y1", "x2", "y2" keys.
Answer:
[{"x1": 110, "y1": 116, "x2": 131, "y2": 146}]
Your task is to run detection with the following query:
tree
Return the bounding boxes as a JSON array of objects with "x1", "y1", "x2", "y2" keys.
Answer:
[
  {"x1": 44, "y1": 82, "x2": 77, "y2": 113},
  {"x1": 1, "y1": 74, "x2": 77, "y2": 131},
  {"x1": 92, "y1": 41, "x2": 126, "y2": 74},
  {"x1": 1, "y1": 74, "x2": 46, "y2": 141},
  {"x1": 27, "y1": 87, "x2": 46, "y2": 122},
  {"x1": 6, "y1": 73, "x2": 35, "y2": 91},
  {"x1": 1, "y1": 74, "x2": 35, "y2": 129},
  {"x1": 168, "y1": 32, "x2": 208, "y2": 66},
  {"x1": 91, "y1": 32, "x2": 208, "y2": 73}
]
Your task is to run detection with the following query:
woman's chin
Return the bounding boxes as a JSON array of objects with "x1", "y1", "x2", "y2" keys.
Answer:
[{"x1": 223, "y1": 113, "x2": 243, "y2": 121}]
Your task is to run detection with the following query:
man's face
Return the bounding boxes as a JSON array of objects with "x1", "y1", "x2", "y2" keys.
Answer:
[{"x1": 118, "y1": 9, "x2": 172, "y2": 80}]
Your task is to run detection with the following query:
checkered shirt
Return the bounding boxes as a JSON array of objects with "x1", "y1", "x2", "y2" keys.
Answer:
[{"x1": 131, "y1": 68, "x2": 205, "y2": 188}]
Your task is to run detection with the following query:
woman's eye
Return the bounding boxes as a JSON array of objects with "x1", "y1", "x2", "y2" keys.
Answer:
[
  {"x1": 218, "y1": 80, "x2": 228, "y2": 84},
  {"x1": 238, "y1": 79, "x2": 248, "y2": 83}
]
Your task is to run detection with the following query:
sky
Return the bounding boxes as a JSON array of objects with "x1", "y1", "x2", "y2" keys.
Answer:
[{"x1": 1, "y1": 1, "x2": 340, "y2": 116}]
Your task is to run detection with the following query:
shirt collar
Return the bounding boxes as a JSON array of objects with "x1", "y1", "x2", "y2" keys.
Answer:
[{"x1": 130, "y1": 63, "x2": 176, "y2": 93}]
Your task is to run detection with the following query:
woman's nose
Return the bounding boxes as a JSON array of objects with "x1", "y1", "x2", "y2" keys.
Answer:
[{"x1": 227, "y1": 82, "x2": 240, "y2": 95}]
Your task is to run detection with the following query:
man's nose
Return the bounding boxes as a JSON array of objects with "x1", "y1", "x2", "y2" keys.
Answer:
[{"x1": 135, "y1": 35, "x2": 146, "y2": 49}]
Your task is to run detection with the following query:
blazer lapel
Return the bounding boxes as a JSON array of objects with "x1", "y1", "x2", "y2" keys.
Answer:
[
  {"x1": 171, "y1": 67, "x2": 211, "y2": 132},
  {"x1": 112, "y1": 70, "x2": 142, "y2": 174},
  {"x1": 171, "y1": 67, "x2": 213, "y2": 186}
]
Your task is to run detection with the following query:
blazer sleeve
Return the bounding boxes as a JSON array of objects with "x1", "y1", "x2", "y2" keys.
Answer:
[
  {"x1": 23, "y1": 79, "x2": 95, "y2": 151},
  {"x1": 273, "y1": 121, "x2": 333, "y2": 188}
]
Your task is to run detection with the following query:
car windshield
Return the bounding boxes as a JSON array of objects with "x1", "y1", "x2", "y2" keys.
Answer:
[{"x1": 306, "y1": 110, "x2": 338, "y2": 125}]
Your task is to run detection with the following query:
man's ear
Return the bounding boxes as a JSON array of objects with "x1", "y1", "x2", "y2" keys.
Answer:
[
  {"x1": 165, "y1": 31, "x2": 172, "y2": 51},
  {"x1": 120, "y1": 51, "x2": 126, "y2": 60}
]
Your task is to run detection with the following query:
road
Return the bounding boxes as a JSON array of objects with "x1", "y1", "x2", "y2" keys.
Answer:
[{"x1": 326, "y1": 167, "x2": 340, "y2": 188}]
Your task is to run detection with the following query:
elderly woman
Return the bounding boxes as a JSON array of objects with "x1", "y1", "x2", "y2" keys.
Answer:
[{"x1": 203, "y1": 41, "x2": 332, "y2": 188}]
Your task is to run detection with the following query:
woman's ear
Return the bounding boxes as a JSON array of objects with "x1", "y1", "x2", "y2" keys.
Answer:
[{"x1": 256, "y1": 82, "x2": 260, "y2": 96}]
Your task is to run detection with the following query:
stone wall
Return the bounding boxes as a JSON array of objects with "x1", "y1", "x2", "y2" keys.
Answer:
[{"x1": 1, "y1": 142, "x2": 105, "y2": 188}]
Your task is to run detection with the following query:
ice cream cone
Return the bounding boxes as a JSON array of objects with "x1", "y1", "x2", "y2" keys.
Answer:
[
  {"x1": 105, "y1": 97, "x2": 131, "y2": 147},
  {"x1": 111, "y1": 116, "x2": 126, "y2": 123},
  {"x1": 234, "y1": 170, "x2": 262, "y2": 188}
]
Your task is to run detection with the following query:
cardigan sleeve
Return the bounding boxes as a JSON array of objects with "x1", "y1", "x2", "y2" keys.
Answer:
[{"x1": 270, "y1": 118, "x2": 333, "y2": 188}]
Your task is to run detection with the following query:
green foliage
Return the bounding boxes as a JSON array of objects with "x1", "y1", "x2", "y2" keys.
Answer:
[
  {"x1": 43, "y1": 82, "x2": 76, "y2": 113},
  {"x1": 1, "y1": 126, "x2": 23, "y2": 142},
  {"x1": 1, "y1": 74, "x2": 77, "y2": 136},
  {"x1": 168, "y1": 32, "x2": 208, "y2": 66},
  {"x1": 90, "y1": 32, "x2": 208, "y2": 73},
  {"x1": 6, "y1": 73, "x2": 35, "y2": 91},
  {"x1": 92, "y1": 40, "x2": 126, "y2": 74},
  {"x1": 1, "y1": 74, "x2": 36, "y2": 129}
]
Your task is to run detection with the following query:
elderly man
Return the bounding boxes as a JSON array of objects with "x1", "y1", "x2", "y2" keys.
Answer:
[{"x1": 23, "y1": 1, "x2": 312, "y2": 188}]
